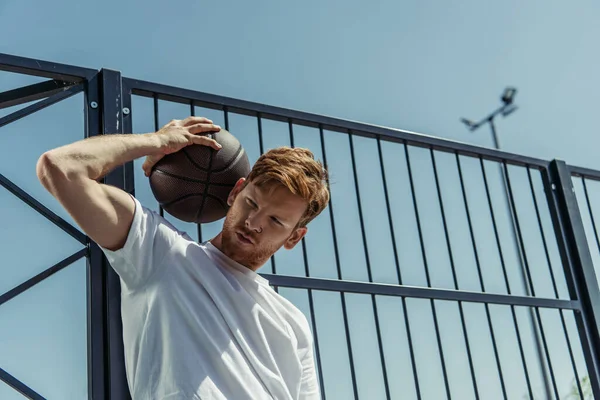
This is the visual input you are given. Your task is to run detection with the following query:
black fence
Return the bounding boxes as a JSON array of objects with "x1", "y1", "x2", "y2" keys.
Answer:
[{"x1": 1, "y1": 53, "x2": 600, "y2": 400}]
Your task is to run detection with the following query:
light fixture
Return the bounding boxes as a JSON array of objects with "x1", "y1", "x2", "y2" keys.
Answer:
[
  {"x1": 501, "y1": 105, "x2": 518, "y2": 117},
  {"x1": 460, "y1": 118, "x2": 476, "y2": 129},
  {"x1": 501, "y1": 87, "x2": 517, "y2": 105}
]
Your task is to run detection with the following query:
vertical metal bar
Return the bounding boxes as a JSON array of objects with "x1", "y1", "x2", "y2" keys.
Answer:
[
  {"x1": 527, "y1": 167, "x2": 561, "y2": 298},
  {"x1": 489, "y1": 120, "x2": 532, "y2": 300},
  {"x1": 487, "y1": 131, "x2": 552, "y2": 397},
  {"x1": 306, "y1": 287, "x2": 326, "y2": 399},
  {"x1": 542, "y1": 161, "x2": 600, "y2": 398},
  {"x1": 85, "y1": 72, "x2": 108, "y2": 400},
  {"x1": 288, "y1": 119, "x2": 294, "y2": 147},
  {"x1": 87, "y1": 245, "x2": 108, "y2": 400},
  {"x1": 404, "y1": 143, "x2": 452, "y2": 399},
  {"x1": 223, "y1": 106, "x2": 229, "y2": 131},
  {"x1": 255, "y1": 113, "x2": 277, "y2": 276},
  {"x1": 375, "y1": 138, "x2": 403, "y2": 285},
  {"x1": 479, "y1": 159, "x2": 513, "y2": 293},
  {"x1": 404, "y1": 144, "x2": 433, "y2": 288},
  {"x1": 527, "y1": 167, "x2": 583, "y2": 396},
  {"x1": 503, "y1": 162, "x2": 560, "y2": 398},
  {"x1": 375, "y1": 137, "x2": 422, "y2": 399},
  {"x1": 455, "y1": 154, "x2": 508, "y2": 399},
  {"x1": 456, "y1": 154, "x2": 494, "y2": 293},
  {"x1": 319, "y1": 126, "x2": 359, "y2": 399},
  {"x1": 100, "y1": 68, "x2": 132, "y2": 400},
  {"x1": 122, "y1": 80, "x2": 135, "y2": 195},
  {"x1": 402, "y1": 297, "x2": 422, "y2": 400},
  {"x1": 582, "y1": 178, "x2": 600, "y2": 260},
  {"x1": 487, "y1": 159, "x2": 551, "y2": 398},
  {"x1": 533, "y1": 307, "x2": 561, "y2": 398},
  {"x1": 256, "y1": 113, "x2": 265, "y2": 154},
  {"x1": 153, "y1": 94, "x2": 163, "y2": 218},
  {"x1": 189, "y1": 102, "x2": 203, "y2": 243},
  {"x1": 430, "y1": 149, "x2": 479, "y2": 399},
  {"x1": 488, "y1": 122, "x2": 546, "y2": 394},
  {"x1": 293, "y1": 121, "x2": 323, "y2": 399},
  {"x1": 286, "y1": 118, "x2": 296, "y2": 276},
  {"x1": 347, "y1": 132, "x2": 391, "y2": 400},
  {"x1": 301, "y1": 249, "x2": 325, "y2": 399},
  {"x1": 289, "y1": 120, "x2": 326, "y2": 397},
  {"x1": 479, "y1": 158, "x2": 534, "y2": 399}
]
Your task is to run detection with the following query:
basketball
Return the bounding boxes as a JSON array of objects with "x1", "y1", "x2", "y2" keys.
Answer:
[{"x1": 148, "y1": 128, "x2": 251, "y2": 223}]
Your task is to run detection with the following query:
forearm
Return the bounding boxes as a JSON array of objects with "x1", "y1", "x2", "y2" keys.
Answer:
[{"x1": 39, "y1": 133, "x2": 160, "y2": 181}]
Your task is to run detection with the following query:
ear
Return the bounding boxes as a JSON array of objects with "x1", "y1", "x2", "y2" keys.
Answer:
[
  {"x1": 227, "y1": 178, "x2": 246, "y2": 206},
  {"x1": 284, "y1": 226, "x2": 308, "y2": 250}
]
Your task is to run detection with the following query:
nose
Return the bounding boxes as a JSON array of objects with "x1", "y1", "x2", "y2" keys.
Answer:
[{"x1": 245, "y1": 212, "x2": 263, "y2": 234}]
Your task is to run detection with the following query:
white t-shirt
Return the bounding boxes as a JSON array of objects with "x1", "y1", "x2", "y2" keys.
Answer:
[{"x1": 100, "y1": 196, "x2": 320, "y2": 400}]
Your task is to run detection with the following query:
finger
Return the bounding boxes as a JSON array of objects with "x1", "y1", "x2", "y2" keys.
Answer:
[
  {"x1": 142, "y1": 155, "x2": 163, "y2": 176},
  {"x1": 187, "y1": 123, "x2": 221, "y2": 135},
  {"x1": 183, "y1": 116, "x2": 213, "y2": 126},
  {"x1": 189, "y1": 134, "x2": 222, "y2": 150}
]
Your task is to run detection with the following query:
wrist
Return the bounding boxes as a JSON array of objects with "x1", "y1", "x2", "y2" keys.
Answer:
[{"x1": 140, "y1": 132, "x2": 165, "y2": 155}]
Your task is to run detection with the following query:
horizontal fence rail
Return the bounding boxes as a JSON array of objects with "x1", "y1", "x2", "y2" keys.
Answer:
[
  {"x1": 571, "y1": 166, "x2": 600, "y2": 182},
  {"x1": 122, "y1": 78, "x2": 550, "y2": 169},
  {"x1": 0, "y1": 53, "x2": 96, "y2": 82},
  {"x1": 264, "y1": 274, "x2": 580, "y2": 309}
]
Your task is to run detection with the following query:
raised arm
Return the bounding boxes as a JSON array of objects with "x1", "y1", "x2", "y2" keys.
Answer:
[{"x1": 36, "y1": 117, "x2": 221, "y2": 251}]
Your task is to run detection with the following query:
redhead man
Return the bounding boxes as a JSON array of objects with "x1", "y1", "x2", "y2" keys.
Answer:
[{"x1": 36, "y1": 117, "x2": 329, "y2": 400}]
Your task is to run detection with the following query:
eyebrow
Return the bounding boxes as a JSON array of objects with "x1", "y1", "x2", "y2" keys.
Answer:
[{"x1": 246, "y1": 195, "x2": 288, "y2": 223}]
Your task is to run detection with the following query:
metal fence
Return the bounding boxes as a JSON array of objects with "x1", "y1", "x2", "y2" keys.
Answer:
[{"x1": 1, "y1": 53, "x2": 600, "y2": 400}]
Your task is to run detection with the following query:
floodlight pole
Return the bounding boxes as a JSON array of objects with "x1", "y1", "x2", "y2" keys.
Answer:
[
  {"x1": 462, "y1": 88, "x2": 552, "y2": 400},
  {"x1": 489, "y1": 118, "x2": 500, "y2": 150}
]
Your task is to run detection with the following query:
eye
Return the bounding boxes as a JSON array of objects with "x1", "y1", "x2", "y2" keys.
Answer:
[
  {"x1": 271, "y1": 216, "x2": 283, "y2": 226},
  {"x1": 245, "y1": 198, "x2": 258, "y2": 208}
]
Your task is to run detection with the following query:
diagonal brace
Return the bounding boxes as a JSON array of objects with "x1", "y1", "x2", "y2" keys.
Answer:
[
  {"x1": 0, "y1": 83, "x2": 83, "y2": 129},
  {"x1": 0, "y1": 366, "x2": 46, "y2": 400},
  {"x1": 0, "y1": 79, "x2": 73, "y2": 110}
]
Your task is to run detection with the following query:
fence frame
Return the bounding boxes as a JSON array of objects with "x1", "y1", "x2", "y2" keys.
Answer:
[{"x1": 2, "y1": 52, "x2": 600, "y2": 399}]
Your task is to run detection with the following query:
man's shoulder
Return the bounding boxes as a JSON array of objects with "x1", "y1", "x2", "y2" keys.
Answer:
[
  {"x1": 269, "y1": 290, "x2": 312, "y2": 335},
  {"x1": 132, "y1": 197, "x2": 197, "y2": 243}
]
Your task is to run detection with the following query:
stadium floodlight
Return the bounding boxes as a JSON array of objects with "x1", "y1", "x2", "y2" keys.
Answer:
[{"x1": 501, "y1": 87, "x2": 517, "y2": 105}]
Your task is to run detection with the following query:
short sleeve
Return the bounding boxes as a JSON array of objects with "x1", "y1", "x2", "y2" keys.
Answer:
[
  {"x1": 298, "y1": 343, "x2": 320, "y2": 400},
  {"x1": 99, "y1": 196, "x2": 181, "y2": 291}
]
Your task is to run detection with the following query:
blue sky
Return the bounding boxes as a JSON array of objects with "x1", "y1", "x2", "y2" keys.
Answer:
[{"x1": 1, "y1": 1, "x2": 600, "y2": 399}]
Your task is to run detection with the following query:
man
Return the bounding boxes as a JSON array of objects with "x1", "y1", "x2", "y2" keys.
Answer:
[{"x1": 36, "y1": 116, "x2": 329, "y2": 399}]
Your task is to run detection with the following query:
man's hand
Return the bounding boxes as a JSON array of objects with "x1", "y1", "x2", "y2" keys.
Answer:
[{"x1": 142, "y1": 116, "x2": 222, "y2": 177}]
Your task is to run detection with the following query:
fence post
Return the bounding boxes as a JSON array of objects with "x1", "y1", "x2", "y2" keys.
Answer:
[
  {"x1": 542, "y1": 159, "x2": 600, "y2": 397},
  {"x1": 85, "y1": 71, "x2": 108, "y2": 400},
  {"x1": 99, "y1": 68, "x2": 133, "y2": 400}
]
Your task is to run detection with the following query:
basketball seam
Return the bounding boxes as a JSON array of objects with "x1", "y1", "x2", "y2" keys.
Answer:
[
  {"x1": 213, "y1": 145, "x2": 243, "y2": 173},
  {"x1": 196, "y1": 149, "x2": 215, "y2": 222},
  {"x1": 214, "y1": 146, "x2": 246, "y2": 174},
  {"x1": 162, "y1": 192, "x2": 228, "y2": 210},
  {"x1": 181, "y1": 147, "x2": 211, "y2": 172},
  {"x1": 152, "y1": 169, "x2": 237, "y2": 187},
  {"x1": 181, "y1": 144, "x2": 242, "y2": 173}
]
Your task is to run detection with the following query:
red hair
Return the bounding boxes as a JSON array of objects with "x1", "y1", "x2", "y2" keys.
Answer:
[{"x1": 245, "y1": 146, "x2": 330, "y2": 227}]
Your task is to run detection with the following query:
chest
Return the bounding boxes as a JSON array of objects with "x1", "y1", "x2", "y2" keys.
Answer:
[{"x1": 145, "y1": 253, "x2": 300, "y2": 356}]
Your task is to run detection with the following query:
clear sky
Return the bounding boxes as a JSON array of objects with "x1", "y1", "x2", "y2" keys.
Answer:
[{"x1": 1, "y1": 1, "x2": 600, "y2": 399}]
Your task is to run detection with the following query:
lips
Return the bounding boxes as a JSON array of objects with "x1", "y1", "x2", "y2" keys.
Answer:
[{"x1": 236, "y1": 231, "x2": 254, "y2": 245}]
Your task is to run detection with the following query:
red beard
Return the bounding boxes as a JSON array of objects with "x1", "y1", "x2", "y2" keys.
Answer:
[{"x1": 220, "y1": 219, "x2": 278, "y2": 270}]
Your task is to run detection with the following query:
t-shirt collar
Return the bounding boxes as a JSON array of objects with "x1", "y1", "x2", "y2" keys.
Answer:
[{"x1": 204, "y1": 241, "x2": 271, "y2": 286}]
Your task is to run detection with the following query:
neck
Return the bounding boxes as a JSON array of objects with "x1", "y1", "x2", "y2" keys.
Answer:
[
  {"x1": 209, "y1": 232, "x2": 223, "y2": 250},
  {"x1": 209, "y1": 232, "x2": 262, "y2": 272}
]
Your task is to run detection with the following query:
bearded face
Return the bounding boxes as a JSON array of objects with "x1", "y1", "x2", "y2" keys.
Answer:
[{"x1": 213, "y1": 179, "x2": 308, "y2": 271}]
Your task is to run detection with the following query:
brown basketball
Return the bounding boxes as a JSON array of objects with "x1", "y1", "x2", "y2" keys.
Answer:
[{"x1": 148, "y1": 129, "x2": 251, "y2": 223}]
